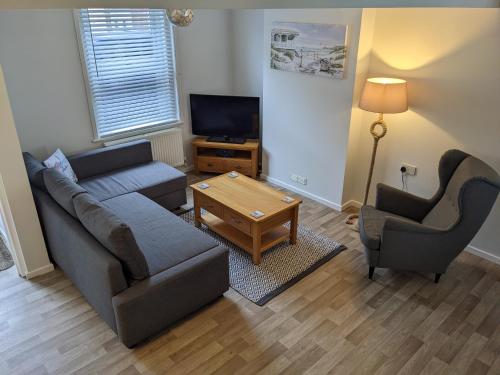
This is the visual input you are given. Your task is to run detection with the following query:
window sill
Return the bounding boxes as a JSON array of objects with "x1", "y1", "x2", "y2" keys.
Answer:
[{"x1": 93, "y1": 121, "x2": 184, "y2": 144}]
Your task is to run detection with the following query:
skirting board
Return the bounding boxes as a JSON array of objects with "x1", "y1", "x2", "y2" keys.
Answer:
[
  {"x1": 24, "y1": 263, "x2": 54, "y2": 280},
  {"x1": 261, "y1": 174, "x2": 343, "y2": 211},
  {"x1": 465, "y1": 245, "x2": 500, "y2": 265},
  {"x1": 342, "y1": 200, "x2": 362, "y2": 211}
]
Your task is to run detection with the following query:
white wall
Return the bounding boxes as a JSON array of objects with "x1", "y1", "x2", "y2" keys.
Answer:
[
  {"x1": 176, "y1": 10, "x2": 234, "y2": 166},
  {"x1": 0, "y1": 10, "x2": 235, "y2": 165},
  {"x1": 230, "y1": 10, "x2": 264, "y2": 99},
  {"x1": 1, "y1": 0, "x2": 499, "y2": 10},
  {"x1": 0, "y1": 10, "x2": 96, "y2": 160},
  {"x1": 262, "y1": 9, "x2": 363, "y2": 210},
  {"x1": 349, "y1": 8, "x2": 500, "y2": 258}
]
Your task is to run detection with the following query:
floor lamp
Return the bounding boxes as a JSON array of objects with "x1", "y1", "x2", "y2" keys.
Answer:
[{"x1": 346, "y1": 77, "x2": 408, "y2": 226}]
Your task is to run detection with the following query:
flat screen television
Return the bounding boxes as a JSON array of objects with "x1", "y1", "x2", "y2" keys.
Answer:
[{"x1": 190, "y1": 94, "x2": 259, "y2": 143}]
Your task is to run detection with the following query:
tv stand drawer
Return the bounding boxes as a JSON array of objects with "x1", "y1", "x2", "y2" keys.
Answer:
[
  {"x1": 197, "y1": 157, "x2": 225, "y2": 173},
  {"x1": 224, "y1": 159, "x2": 252, "y2": 175}
]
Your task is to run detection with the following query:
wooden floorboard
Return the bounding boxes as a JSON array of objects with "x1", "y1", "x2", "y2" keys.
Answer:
[{"x1": 0, "y1": 172, "x2": 499, "y2": 374}]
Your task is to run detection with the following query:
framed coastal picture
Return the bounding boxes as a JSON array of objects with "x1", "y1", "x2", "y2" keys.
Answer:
[{"x1": 270, "y1": 21, "x2": 348, "y2": 79}]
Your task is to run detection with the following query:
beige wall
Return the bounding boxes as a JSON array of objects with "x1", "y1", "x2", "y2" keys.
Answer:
[
  {"x1": 342, "y1": 9, "x2": 376, "y2": 207},
  {"x1": 0, "y1": 66, "x2": 53, "y2": 277},
  {"x1": 347, "y1": 8, "x2": 500, "y2": 259}
]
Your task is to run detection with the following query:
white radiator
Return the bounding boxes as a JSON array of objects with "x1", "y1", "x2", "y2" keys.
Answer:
[{"x1": 104, "y1": 128, "x2": 185, "y2": 167}]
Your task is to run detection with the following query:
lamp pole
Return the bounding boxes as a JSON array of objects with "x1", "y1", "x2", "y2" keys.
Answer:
[{"x1": 363, "y1": 113, "x2": 387, "y2": 205}]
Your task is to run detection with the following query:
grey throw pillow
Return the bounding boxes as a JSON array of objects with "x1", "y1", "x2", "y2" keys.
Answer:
[
  {"x1": 73, "y1": 193, "x2": 149, "y2": 280},
  {"x1": 43, "y1": 168, "x2": 87, "y2": 218}
]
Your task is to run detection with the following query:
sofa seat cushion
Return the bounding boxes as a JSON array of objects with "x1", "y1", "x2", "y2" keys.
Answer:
[
  {"x1": 102, "y1": 192, "x2": 219, "y2": 278},
  {"x1": 359, "y1": 205, "x2": 418, "y2": 250},
  {"x1": 78, "y1": 161, "x2": 186, "y2": 202}
]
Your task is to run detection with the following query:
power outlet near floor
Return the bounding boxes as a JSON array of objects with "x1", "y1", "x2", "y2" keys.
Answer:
[
  {"x1": 290, "y1": 173, "x2": 307, "y2": 185},
  {"x1": 401, "y1": 163, "x2": 417, "y2": 176}
]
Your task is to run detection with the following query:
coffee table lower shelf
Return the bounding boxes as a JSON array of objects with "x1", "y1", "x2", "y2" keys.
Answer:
[{"x1": 199, "y1": 212, "x2": 290, "y2": 256}]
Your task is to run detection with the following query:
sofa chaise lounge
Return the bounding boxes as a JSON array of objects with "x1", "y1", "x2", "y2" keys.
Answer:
[{"x1": 23, "y1": 140, "x2": 229, "y2": 347}]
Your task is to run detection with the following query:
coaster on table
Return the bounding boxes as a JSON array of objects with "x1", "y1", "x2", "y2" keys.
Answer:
[
  {"x1": 198, "y1": 183, "x2": 210, "y2": 190},
  {"x1": 250, "y1": 210, "x2": 265, "y2": 219},
  {"x1": 228, "y1": 171, "x2": 239, "y2": 178},
  {"x1": 282, "y1": 196, "x2": 295, "y2": 203}
]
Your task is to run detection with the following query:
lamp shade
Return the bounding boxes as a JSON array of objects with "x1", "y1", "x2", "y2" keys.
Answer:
[{"x1": 359, "y1": 77, "x2": 408, "y2": 114}]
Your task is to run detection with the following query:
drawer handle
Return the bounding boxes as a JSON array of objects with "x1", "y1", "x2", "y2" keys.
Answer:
[
  {"x1": 207, "y1": 163, "x2": 213, "y2": 167},
  {"x1": 232, "y1": 216, "x2": 242, "y2": 224},
  {"x1": 235, "y1": 166, "x2": 242, "y2": 169}
]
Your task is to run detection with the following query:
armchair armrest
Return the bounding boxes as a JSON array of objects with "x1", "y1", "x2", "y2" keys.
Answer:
[
  {"x1": 68, "y1": 140, "x2": 153, "y2": 180},
  {"x1": 383, "y1": 217, "x2": 443, "y2": 235},
  {"x1": 379, "y1": 218, "x2": 453, "y2": 274},
  {"x1": 375, "y1": 183, "x2": 434, "y2": 221}
]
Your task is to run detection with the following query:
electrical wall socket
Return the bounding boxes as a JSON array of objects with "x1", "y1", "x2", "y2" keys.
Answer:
[
  {"x1": 402, "y1": 163, "x2": 417, "y2": 176},
  {"x1": 290, "y1": 174, "x2": 308, "y2": 185}
]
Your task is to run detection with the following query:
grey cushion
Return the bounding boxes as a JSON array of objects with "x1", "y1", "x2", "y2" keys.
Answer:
[
  {"x1": 359, "y1": 205, "x2": 417, "y2": 250},
  {"x1": 78, "y1": 161, "x2": 186, "y2": 202},
  {"x1": 68, "y1": 140, "x2": 153, "y2": 180},
  {"x1": 23, "y1": 152, "x2": 47, "y2": 191},
  {"x1": 73, "y1": 193, "x2": 149, "y2": 280},
  {"x1": 422, "y1": 156, "x2": 500, "y2": 229},
  {"x1": 102, "y1": 192, "x2": 218, "y2": 277},
  {"x1": 43, "y1": 168, "x2": 87, "y2": 218}
]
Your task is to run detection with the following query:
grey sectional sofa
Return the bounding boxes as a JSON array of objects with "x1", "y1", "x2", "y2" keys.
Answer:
[{"x1": 23, "y1": 140, "x2": 229, "y2": 347}]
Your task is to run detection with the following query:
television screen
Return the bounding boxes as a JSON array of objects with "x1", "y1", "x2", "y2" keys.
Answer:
[{"x1": 190, "y1": 94, "x2": 260, "y2": 139}]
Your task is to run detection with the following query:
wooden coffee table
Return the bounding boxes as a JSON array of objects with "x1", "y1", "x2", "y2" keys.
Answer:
[{"x1": 191, "y1": 173, "x2": 302, "y2": 264}]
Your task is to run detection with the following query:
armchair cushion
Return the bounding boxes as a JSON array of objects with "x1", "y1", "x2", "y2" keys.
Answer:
[
  {"x1": 375, "y1": 183, "x2": 434, "y2": 221},
  {"x1": 359, "y1": 205, "x2": 418, "y2": 250}
]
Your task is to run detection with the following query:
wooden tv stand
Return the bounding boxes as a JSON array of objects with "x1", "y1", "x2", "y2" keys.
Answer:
[{"x1": 192, "y1": 137, "x2": 259, "y2": 178}]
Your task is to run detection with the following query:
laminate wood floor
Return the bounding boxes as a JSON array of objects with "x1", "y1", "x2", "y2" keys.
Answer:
[{"x1": 0, "y1": 174, "x2": 499, "y2": 375}]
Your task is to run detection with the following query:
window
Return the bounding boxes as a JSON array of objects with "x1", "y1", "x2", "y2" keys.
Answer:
[{"x1": 77, "y1": 9, "x2": 180, "y2": 140}]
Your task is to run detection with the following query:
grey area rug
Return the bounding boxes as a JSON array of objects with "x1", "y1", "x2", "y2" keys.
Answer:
[
  {"x1": 179, "y1": 209, "x2": 346, "y2": 305},
  {"x1": 0, "y1": 232, "x2": 14, "y2": 271}
]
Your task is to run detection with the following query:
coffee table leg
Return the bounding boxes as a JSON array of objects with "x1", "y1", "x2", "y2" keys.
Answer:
[
  {"x1": 290, "y1": 206, "x2": 299, "y2": 244},
  {"x1": 193, "y1": 191, "x2": 201, "y2": 228},
  {"x1": 252, "y1": 224, "x2": 262, "y2": 265}
]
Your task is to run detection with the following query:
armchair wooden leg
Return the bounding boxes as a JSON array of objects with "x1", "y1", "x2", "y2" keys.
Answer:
[
  {"x1": 434, "y1": 273, "x2": 441, "y2": 283},
  {"x1": 368, "y1": 266, "x2": 375, "y2": 280}
]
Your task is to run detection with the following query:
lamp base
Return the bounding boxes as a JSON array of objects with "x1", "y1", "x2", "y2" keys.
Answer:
[{"x1": 345, "y1": 213, "x2": 360, "y2": 232}]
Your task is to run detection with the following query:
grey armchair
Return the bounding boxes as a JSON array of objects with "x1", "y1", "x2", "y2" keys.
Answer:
[{"x1": 359, "y1": 149, "x2": 500, "y2": 283}]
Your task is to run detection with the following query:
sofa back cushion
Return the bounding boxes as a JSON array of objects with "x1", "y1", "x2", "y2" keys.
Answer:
[
  {"x1": 73, "y1": 193, "x2": 149, "y2": 280},
  {"x1": 43, "y1": 168, "x2": 87, "y2": 218},
  {"x1": 68, "y1": 140, "x2": 153, "y2": 180},
  {"x1": 23, "y1": 152, "x2": 47, "y2": 191}
]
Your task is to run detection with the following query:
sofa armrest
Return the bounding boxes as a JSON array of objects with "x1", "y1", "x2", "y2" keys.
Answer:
[
  {"x1": 375, "y1": 183, "x2": 434, "y2": 221},
  {"x1": 112, "y1": 245, "x2": 229, "y2": 348},
  {"x1": 32, "y1": 188, "x2": 128, "y2": 332},
  {"x1": 68, "y1": 140, "x2": 153, "y2": 180}
]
